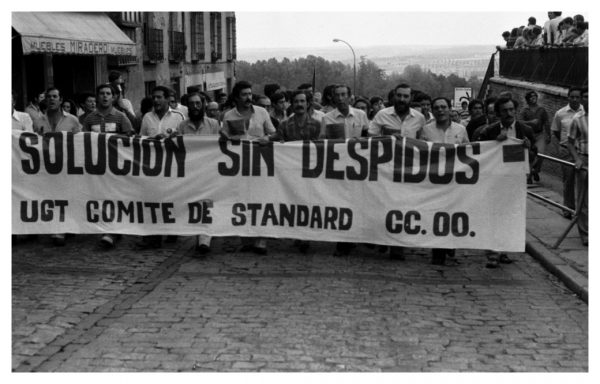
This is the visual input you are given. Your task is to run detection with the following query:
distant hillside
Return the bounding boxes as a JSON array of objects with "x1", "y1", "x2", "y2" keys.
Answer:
[
  {"x1": 238, "y1": 44, "x2": 495, "y2": 63},
  {"x1": 238, "y1": 44, "x2": 497, "y2": 79}
]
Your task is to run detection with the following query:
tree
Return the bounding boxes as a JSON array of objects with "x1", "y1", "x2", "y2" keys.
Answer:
[{"x1": 236, "y1": 57, "x2": 483, "y2": 102}]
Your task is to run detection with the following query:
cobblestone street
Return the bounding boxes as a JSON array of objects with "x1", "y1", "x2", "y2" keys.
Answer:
[{"x1": 12, "y1": 234, "x2": 587, "y2": 372}]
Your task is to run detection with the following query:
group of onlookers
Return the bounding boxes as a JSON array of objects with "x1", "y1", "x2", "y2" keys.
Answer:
[{"x1": 500, "y1": 12, "x2": 588, "y2": 49}]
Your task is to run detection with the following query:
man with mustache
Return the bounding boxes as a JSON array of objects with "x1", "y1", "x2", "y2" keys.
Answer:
[
  {"x1": 222, "y1": 81, "x2": 276, "y2": 255},
  {"x1": 368, "y1": 83, "x2": 426, "y2": 261},
  {"x1": 273, "y1": 90, "x2": 321, "y2": 142},
  {"x1": 270, "y1": 90, "x2": 321, "y2": 254}
]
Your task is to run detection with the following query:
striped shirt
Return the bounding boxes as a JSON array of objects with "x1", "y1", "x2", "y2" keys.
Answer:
[
  {"x1": 83, "y1": 107, "x2": 133, "y2": 134},
  {"x1": 568, "y1": 112, "x2": 588, "y2": 155}
]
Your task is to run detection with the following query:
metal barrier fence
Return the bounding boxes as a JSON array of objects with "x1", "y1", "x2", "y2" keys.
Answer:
[
  {"x1": 527, "y1": 153, "x2": 588, "y2": 248},
  {"x1": 498, "y1": 47, "x2": 588, "y2": 88}
]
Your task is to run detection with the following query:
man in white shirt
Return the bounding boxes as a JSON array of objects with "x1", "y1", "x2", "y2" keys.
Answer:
[
  {"x1": 422, "y1": 97, "x2": 469, "y2": 266},
  {"x1": 140, "y1": 86, "x2": 185, "y2": 138},
  {"x1": 137, "y1": 86, "x2": 185, "y2": 250},
  {"x1": 12, "y1": 93, "x2": 33, "y2": 132},
  {"x1": 369, "y1": 83, "x2": 426, "y2": 260},
  {"x1": 321, "y1": 84, "x2": 369, "y2": 139},
  {"x1": 368, "y1": 83, "x2": 425, "y2": 139}
]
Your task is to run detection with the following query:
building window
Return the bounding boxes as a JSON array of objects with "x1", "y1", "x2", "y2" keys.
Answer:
[
  {"x1": 145, "y1": 81, "x2": 156, "y2": 97},
  {"x1": 143, "y1": 13, "x2": 163, "y2": 62},
  {"x1": 191, "y1": 12, "x2": 205, "y2": 61},
  {"x1": 210, "y1": 12, "x2": 222, "y2": 62},
  {"x1": 168, "y1": 13, "x2": 185, "y2": 62},
  {"x1": 226, "y1": 15, "x2": 236, "y2": 61}
]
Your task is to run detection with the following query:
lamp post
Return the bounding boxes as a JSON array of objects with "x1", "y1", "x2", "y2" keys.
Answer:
[{"x1": 333, "y1": 38, "x2": 356, "y2": 95}]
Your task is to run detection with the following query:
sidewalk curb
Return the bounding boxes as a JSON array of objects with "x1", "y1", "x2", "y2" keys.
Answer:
[{"x1": 525, "y1": 233, "x2": 588, "y2": 303}]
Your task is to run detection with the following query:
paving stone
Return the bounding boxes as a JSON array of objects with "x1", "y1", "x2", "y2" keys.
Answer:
[{"x1": 12, "y1": 234, "x2": 588, "y2": 372}]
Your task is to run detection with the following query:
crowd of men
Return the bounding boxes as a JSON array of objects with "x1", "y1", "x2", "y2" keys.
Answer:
[
  {"x1": 500, "y1": 12, "x2": 589, "y2": 49},
  {"x1": 12, "y1": 67, "x2": 588, "y2": 268}
]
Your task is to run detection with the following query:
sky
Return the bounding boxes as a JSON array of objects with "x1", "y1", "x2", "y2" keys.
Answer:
[
  {"x1": 236, "y1": 10, "x2": 590, "y2": 49},
  {"x1": 237, "y1": 12, "x2": 560, "y2": 49}
]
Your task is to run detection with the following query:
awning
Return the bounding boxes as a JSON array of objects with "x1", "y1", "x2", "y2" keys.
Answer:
[{"x1": 12, "y1": 12, "x2": 136, "y2": 56}]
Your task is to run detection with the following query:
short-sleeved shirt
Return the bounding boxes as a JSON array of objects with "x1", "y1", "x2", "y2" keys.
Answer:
[
  {"x1": 176, "y1": 117, "x2": 221, "y2": 136},
  {"x1": 421, "y1": 121, "x2": 470, "y2": 144},
  {"x1": 38, "y1": 110, "x2": 82, "y2": 133},
  {"x1": 568, "y1": 112, "x2": 588, "y2": 155},
  {"x1": 551, "y1": 104, "x2": 584, "y2": 145},
  {"x1": 140, "y1": 108, "x2": 186, "y2": 137},
  {"x1": 12, "y1": 110, "x2": 34, "y2": 132},
  {"x1": 368, "y1": 106, "x2": 425, "y2": 138},
  {"x1": 321, "y1": 107, "x2": 369, "y2": 139},
  {"x1": 222, "y1": 105, "x2": 276, "y2": 140},
  {"x1": 83, "y1": 107, "x2": 133, "y2": 134}
]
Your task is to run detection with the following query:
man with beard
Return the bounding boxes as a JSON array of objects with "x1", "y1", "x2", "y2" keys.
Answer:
[
  {"x1": 83, "y1": 83, "x2": 134, "y2": 249},
  {"x1": 175, "y1": 93, "x2": 220, "y2": 256},
  {"x1": 368, "y1": 83, "x2": 425, "y2": 139},
  {"x1": 368, "y1": 83, "x2": 426, "y2": 260},
  {"x1": 222, "y1": 81, "x2": 276, "y2": 255},
  {"x1": 320, "y1": 84, "x2": 369, "y2": 257}
]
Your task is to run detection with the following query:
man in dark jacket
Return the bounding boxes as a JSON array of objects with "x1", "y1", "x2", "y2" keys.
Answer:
[{"x1": 475, "y1": 96, "x2": 536, "y2": 268}]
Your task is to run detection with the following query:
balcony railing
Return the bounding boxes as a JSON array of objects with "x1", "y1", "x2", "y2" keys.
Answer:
[
  {"x1": 169, "y1": 31, "x2": 185, "y2": 62},
  {"x1": 498, "y1": 47, "x2": 588, "y2": 88},
  {"x1": 107, "y1": 55, "x2": 138, "y2": 67}
]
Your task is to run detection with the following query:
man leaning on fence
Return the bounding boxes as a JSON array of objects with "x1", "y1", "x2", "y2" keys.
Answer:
[
  {"x1": 566, "y1": 88, "x2": 588, "y2": 247},
  {"x1": 550, "y1": 87, "x2": 584, "y2": 219}
]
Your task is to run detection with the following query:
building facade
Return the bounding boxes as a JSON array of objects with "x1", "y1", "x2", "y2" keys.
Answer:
[{"x1": 12, "y1": 11, "x2": 236, "y2": 111}]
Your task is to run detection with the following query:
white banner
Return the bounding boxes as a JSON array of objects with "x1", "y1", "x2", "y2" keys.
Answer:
[{"x1": 12, "y1": 131, "x2": 528, "y2": 252}]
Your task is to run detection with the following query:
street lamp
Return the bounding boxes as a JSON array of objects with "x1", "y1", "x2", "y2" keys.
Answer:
[{"x1": 333, "y1": 38, "x2": 356, "y2": 95}]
